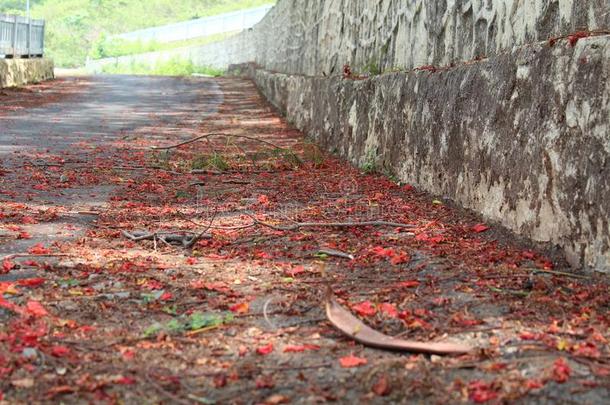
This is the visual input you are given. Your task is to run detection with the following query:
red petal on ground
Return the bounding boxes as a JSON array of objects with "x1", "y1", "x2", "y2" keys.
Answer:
[
  {"x1": 1, "y1": 260, "x2": 15, "y2": 273},
  {"x1": 283, "y1": 344, "x2": 321, "y2": 353},
  {"x1": 472, "y1": 224, "x2": 490, "y2": 233},
  {"x1": 114, "y1": 377, "x2": 136, "y2": 385},
  {"x1": 468, "y1": 380, "x2": 499, "y2": 403},
  {"x1": 17, "y1": 278, "x2": 45, "y2": 287},
  {"x1": 553, "y1": 358, "x2": 571, "y2": 383},
  {"x1": 256, "y1": 343, "x2": 274, "y2": 355},
  {"x1": 340, "y1": 355, "x2": 368, "y2": 368},
  {"x1": 379, "y1": 303, "x2": 398, "y2": 318},
  {"x1": 25, "y1": 300, "x2": 48, "y2": 317},
  {"x1": 352, "y1": 301, "x2": 377, "y2": 317},
  {"x1": 51, "y1": 346, "x2": 71, "y2": 357},
  {"x1": 372, "y1": 375, "x2": 391, "y2": 396},
  {"x1": 27, "y1": 243, "x2": 51, "y2": 255},
  {"x1": 396, "y1": 280, "x2": 420, "y2": 288},
  {"x1": 229, "y1": 302, "x2": 249, "y2": 314}
]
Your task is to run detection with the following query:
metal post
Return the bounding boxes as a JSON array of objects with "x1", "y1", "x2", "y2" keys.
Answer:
[
  {"x1": 27, "y1": 0, "x2": 31, "y2": 56},
  {"x1": 11, "y1": 15, "x2": 17, "y2": 58},
  {"x1": 27, "y1": 19, "x2": 32, "y2": 57}
]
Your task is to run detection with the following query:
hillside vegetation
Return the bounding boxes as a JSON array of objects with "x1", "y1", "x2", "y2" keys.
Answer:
[{"x1": 0, "y1": 0, "x2": 274, "y2": 67}]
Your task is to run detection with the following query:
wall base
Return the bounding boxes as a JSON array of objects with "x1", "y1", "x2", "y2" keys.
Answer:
[{"x1": 232, "y1": 35, "x2": 610, "y2": 273}]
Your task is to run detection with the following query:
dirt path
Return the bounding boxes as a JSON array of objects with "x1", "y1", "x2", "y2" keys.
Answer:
[{"x1": 0, "y1": 77, "x2": 608, "y2": 404}]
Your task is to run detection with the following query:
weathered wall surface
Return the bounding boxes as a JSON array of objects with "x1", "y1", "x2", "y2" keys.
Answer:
[
  {"x1": 235, "y1": 34, "x2": 610, "y2": 272},
  {"x1": 0, "y1": 58, "x2": 54, "y2": 88},
  {"x1": 240, "y1": 0, "x2": 609, "y2": 75}
]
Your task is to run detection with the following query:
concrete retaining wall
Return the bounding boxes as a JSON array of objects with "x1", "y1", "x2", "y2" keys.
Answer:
[
  {"x1": 202, "y1": 0, "x2": 610, "y2": 272},
  {"x1": 233, "y1": 33, "x2": 610, "y2": 273},
  {"x1": 233, "y1": 0, "x2": 609, "y2": 75},
  {"x1": 0, "y1": 58, "x2": 54, "y2": 88}
]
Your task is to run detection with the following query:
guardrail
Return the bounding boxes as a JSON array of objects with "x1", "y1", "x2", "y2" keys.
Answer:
[
  {"x1": 115, "y1": 4, "x2": 273, "y2": 44},
  {"x1": 0, "y1": 14, "x2": 45, "y2": 58}
]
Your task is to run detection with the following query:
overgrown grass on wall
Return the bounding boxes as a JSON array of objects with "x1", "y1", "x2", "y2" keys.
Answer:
[{"x1": 100, "y1": 59, "x2": 225, "y2": 77}]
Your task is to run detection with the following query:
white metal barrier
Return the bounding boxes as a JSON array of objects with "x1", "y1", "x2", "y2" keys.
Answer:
[
  {"x1": 0, "y1": 13, "x2": 45, "y2": 58},
  {"x1": 115, "y1": 5, "x2": 273, "y2": 44}
]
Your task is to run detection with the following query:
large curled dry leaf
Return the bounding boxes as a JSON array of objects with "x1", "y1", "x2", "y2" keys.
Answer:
[{"x1": 326, "y1": 298, "x2": 472, "y2": 355}]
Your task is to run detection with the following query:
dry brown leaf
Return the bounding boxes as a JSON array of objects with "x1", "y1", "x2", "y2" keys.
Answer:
[{"x1": 326, "y1": 298, "x2": 472, "y2": 355}]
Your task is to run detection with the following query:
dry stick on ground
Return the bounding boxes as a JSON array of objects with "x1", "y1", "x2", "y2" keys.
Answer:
[
  {"x1": 243, "y1": 212, "x2": 416, "y2": 232},
  {"x1": 523, "y1": 267, "x2": 590, "y2": 279},
  {"x1": 122, "y1": 230, "x2": 212, "y2": 248},
  {"x1": 317, "y1": 248, "x2": 355, "y2": 260},
  {"x1": 152, "y1": 132, "x2": 285, "y2": 152}
]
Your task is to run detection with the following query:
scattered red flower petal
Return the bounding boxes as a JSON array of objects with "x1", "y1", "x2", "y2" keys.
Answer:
[
  {"x1": 397, "y1": 280, "x2": 420, "y2": 288},
  {"x1": 553, "y1": 358, "x2": 571, "y2": 383},
  {"x1": 18, "y1": 278, "x2": 45, "y2": 287},
  {"x1": 472, "y1": 224, "x2": 490, "y2": 233},
  {"x1": 468, "y1": 380, "x2": 499, "y2": 403},
  {"x1": 256, "y1": 343, "x2": 274, "y2": 355},
  {"x1": 28, "y1": 243, "x2": 50, "y2": 255},
  {"x1": 372, "y1": 375, "x2": 391, "y2": 396},
  {"x1": 339, "y1": 355, "x2": 368, "y2": 368},
  {"x1": 283, "y1": 344, "x2": 321, "y2": 353},
  {"x1": 25, "y1": 300, "x2": 48, "y2": 317},
  {"x1": 379, "y1": 303, "x2": 398, "y2": 318},
  {"x1": 352, "y1": 301, "x2": 377, "y2": 317},
  {"x1": 229, "y1": 302, "x2": 249, "y2": 314},
  {"x1": 1, "y1": 260, "x2": 15, "y2": 274},
  {"x1": 114, "y1": 376, "x2": 136, "y2": 385},
  {"x1": 51, "y1": 346, "x2": 71, "y2": 357}
]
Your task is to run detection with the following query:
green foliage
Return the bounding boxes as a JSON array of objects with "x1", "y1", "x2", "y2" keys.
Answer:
[
  {"x1": 142, "y1": 311, "x2": 234, "y2": 338},
  {"x1": 361, "y1": 149, "x2": 378, "y2": 174},
  {"x1": 191, "y1": 152, "x2": 230, "y2": 171},
  {"x1": 89, "y1": 31, "x2": 238, "y2": 60},
  {"x1": 0, "y1": 0, "x2": 276, "y2": 67},
  {"x1": 101, "y1": 59, "x2": 225, "y2": 77},
  {"x1": 362, "y1": 60, "x2": 381, "y2": 76}
]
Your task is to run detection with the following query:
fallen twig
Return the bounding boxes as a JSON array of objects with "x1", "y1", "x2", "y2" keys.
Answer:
[
  {"x1": 317, "y1": 248, "x2": 355, "y2": 260},
  {"x1": 184, "y1": 210, "x2": 218, "y2": 249},
  {"x1": 247, "y1": 214, "x2": 415, "y2": 232},
  {"x1": 153, "y1": 132, "x2": 292, "y2": 153},
  {"x1": 122, "y1": 230, "x2": 211, "y2": 248},
  {"x1": 524, "y1": 268, "x2": 589, "y2": 279}
]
